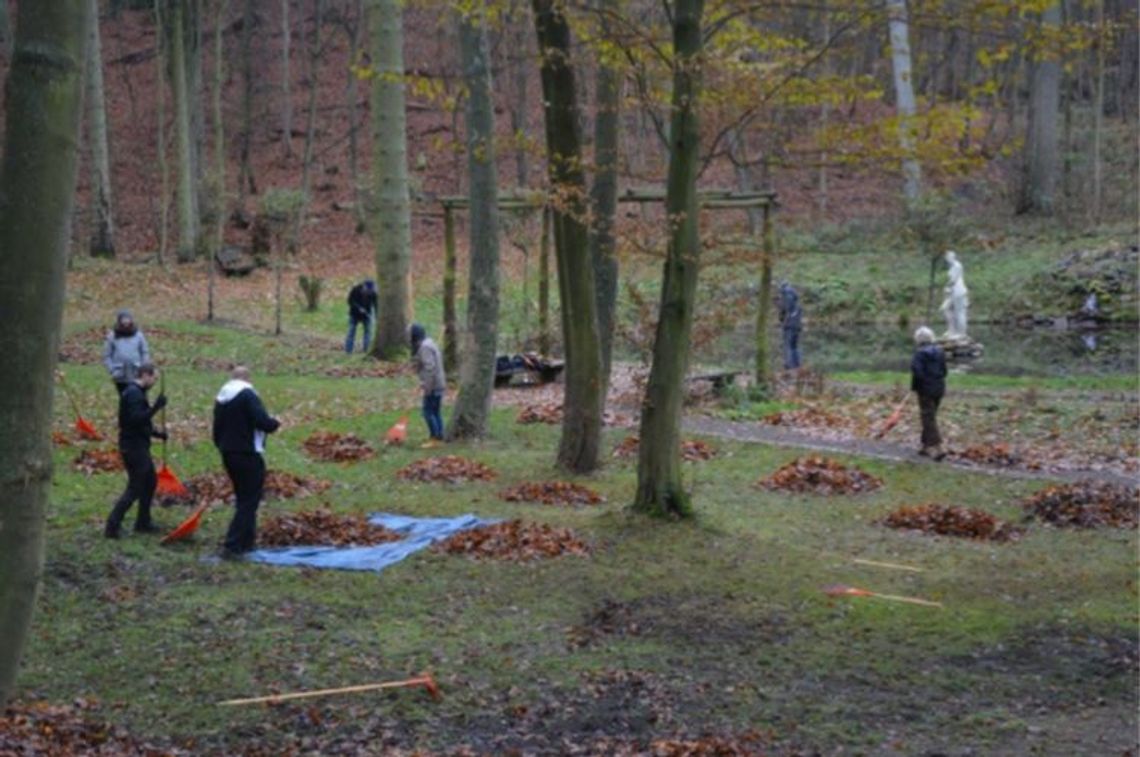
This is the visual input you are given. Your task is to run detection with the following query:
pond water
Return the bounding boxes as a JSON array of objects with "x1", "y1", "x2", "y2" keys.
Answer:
[{"x1": 700, "y1": 322, "x2": 1139, "y2": 379}]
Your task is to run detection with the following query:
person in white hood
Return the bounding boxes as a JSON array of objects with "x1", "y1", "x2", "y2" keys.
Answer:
[{"x1": 212, "y1": 366, "x2": 280, "y2": 557}]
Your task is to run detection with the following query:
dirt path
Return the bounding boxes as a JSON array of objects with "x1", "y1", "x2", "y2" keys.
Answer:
[{"x1": 682, "y1": 413, "x2": 1140, "y2": 487}]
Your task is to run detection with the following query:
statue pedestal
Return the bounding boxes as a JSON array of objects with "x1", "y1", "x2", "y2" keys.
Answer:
[{"x1": 937, "y1": 335, "x2": 983, "y2": 360}]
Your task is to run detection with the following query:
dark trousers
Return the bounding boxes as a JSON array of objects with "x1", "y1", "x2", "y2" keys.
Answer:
[
  {"x1": 782, "y1": 327, "x2": 801, "y2": 369},
  {"x1": 222, "y1": 451, "x2": 266, "y2": 553},
  {"x1": 422, "y1": 390, "x2": 444, "y2": 440},
  {"x1": 917, "y1": 394, "x2": 942, "y2": 449},
  {"x1": 106, "y1": 447, "x2": 156, "y2": 534}
]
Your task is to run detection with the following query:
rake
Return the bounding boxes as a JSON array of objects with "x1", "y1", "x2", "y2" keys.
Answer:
[
  {"x1": 155, "y1": 372, "x2": 189, "y2": 497},
  {"x1": 55, "y1": 370, "x2": 102, "y2": 440}
]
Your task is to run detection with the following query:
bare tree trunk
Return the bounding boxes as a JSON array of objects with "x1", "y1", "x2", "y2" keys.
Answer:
[
  {"x1": 754, "y1": 206, "x2": 773, "y2": 387},
  {"x1": 1091, "y1": 0, "x2": 1105, "y2": 222},
  {"x1": 209, "y1": 0, "x2": 228, "y2": 319},
  {"x1": 590, "y1": 0, "x2": 620, "y2": 397},
  {"x1": 237, "y1": 0, "x2": 255, "y2": 210},
  {"x1": 346, "y1": 0, "x2": 365, "y2": 231},
  {"x1": 291, "y1": 0, "x2": 323, "y2": 253},
  {"x1": 533, "y1": 0, "x2": 603, "y2": 473},
  {"x1": 508, "y1": 0, "x2": 530, "y2": 188},
  {"x1": 448, "y1": 2, "x2": 501, "y2": 439},
  {"x1": 442, "y1": 206, "x2": 458, "y2": 376},
  {"x1": 633, "y1": 0, "x2": 704, "y2": 518},
  {"x1": 156, "y1": 0, "x2": 169, "y2": 265},
  {"x1": 886, "y1": 0, "x2": 921, "y2": 202},
  {"x1": 1018, "y1": 1, "x2": 1061, "y2": 214},
  {"x1": 172, "y1": 0, "x2": 200, "y2": 261},
  {"x1": 281, "y1": 0, "x2": 292, "y2": 158},
  {"x1": 0, "y1": 1, "x2": 11, "y2": 60},
  {"x1": 817, "y1": 6, "x2": 830, "y2": 216},
  {"x1": 0, "y1": 0, "x2": 89, "y2": 706},
  {"x1": 368, "y1": 0, "x2": 413, "y2": 359},
  {"x1": 86, "y1": 0, "x2": 115, "y2": 258},
  {"x1": 538, "y1": 204, "x2": 551, "y2": 354}
]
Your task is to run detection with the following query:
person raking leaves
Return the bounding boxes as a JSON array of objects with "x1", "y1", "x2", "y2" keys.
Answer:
[
  {"x1": 213, "y1": 366, "x2": 281, "y2": 559},
  {"x1": 345, "y1": 279, "x2": 377, "y2": 354},
  {"x1": 104, "y1": 362, "x2": 167, "y2": 538},
  {"x1": 410, "y1": 323, "x2": 445, "y2": 448}
]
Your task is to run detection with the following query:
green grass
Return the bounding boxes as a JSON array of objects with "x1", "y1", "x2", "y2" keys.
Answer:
[
  {"x1": 23, "y1": 320, "x2": 1139, "y2": 753},
  {"x1": 832, "y1": 369, "x2": 1138, "y2": 393}
]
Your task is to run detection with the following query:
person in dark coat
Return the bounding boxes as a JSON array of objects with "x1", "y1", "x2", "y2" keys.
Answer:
[
  {"x1": 213, "y1": 366, "x2": 281, "y2": 557},
  {"x1": 910, "y1": 326, "x2": 948, "y2": 459},
  {"x1": 778, "y1": 281, "x2": 803, "y2": 370},
  {"x1": 345, "y1": 279, "x2": 378, "y2": 354},
  {"x1": 105, "y1": 363, "x2": 167, "y2": 538}
]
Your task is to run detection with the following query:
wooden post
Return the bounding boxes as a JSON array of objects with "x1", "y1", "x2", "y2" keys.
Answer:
[
  {"x1": 754, "y1": 202, "x2": 773, "y2": 387},
  {"x1": 442, "y1": 205, "x2": 458, "y2": 377},
  {"x1": 538, "y1": 204, "x2": 551, "y2": 355}
]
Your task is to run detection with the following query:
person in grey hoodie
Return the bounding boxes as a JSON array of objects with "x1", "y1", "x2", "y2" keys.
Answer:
[
  {"x1": 103, "y1": 309, "x2": 150, "y2": 394},
  {"x1": 212, "y1": 366, "x2": 281, "y2": 557},
  {"x1": 410, "y1": 323, "x2": 445, "y2": 447}
]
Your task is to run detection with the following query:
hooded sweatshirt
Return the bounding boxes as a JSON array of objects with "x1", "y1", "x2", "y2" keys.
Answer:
[
  {"x1": 212, "y1": 379, "x2": 280, "y2": 454},
  {"x1": 778, "y1": 285, "x2": 802, "y2": 331},
  {"x1": 103, "y1": 310, "x2": 150, "y2": 383},
  {"x1": 410, "y1": 324, "x2": 445, "y2": 394}
]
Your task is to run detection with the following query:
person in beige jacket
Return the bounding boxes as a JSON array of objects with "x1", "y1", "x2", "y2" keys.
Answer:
[{"x1": 410, "y1": 323, "x2": 445, "y2": 448}]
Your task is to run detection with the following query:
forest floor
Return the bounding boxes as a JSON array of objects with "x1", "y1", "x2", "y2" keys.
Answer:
[{"x1": 6, "y1": 294, "x2": 1137, "y2": 755}]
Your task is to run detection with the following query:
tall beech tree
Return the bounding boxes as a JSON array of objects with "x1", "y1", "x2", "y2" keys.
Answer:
[
  {"x1": 633, "y1": 0, "x2": 704, "y2": 518},
  {"x1": 0, "y1": 0, "x2": 90, "y2": 705},
  {"x1": 589, "y1": 0, "x2": 620, "y2": 397},
  {"x1": 1019, "y1": 0, "x2": 1061, "y2": 214},
  {"x1": 447, "y1": 0, "x2": 501, "y2": 439},
  {"x1": 532, "y1": 0, "x2": 604, "y2": 473},
  {"x1": 368, "y1": 0, "x2": 413, "y2": 359},
  {"x1": 85, "y1": 0, "x2": 116, "y2": 258}
]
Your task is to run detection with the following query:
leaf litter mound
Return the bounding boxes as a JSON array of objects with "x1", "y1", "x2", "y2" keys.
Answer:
[
  {"x1": 396, "y1": 455, "x2": 497, "y2": 483},
  {"x1": 1, "y1": 699, "x2": 179, "y2": 756},
  {"x1": 432, "y1": 519, "x2": 590, "y2": 561},
  {"x1": 259, "y1": 507, "x2": 403, "y2": 547},
  {"x1": 73, "y1": 448, "x2": 124, "y2": 474},
  {"x1": 612, "y1": 435, "x2": 717, "y2": 462},
  {"x1": 500, "y1": 481, "x2": 605, "y2": 506},
  {"x1": 157, "y1": 470, "x2": 330, "y2": 507},
  {"x1": 756, "y1": 455, "x2": 883, "y2": 495},
  {"x1": 1020, "y1": 481, "x2": 1139, "y2": 529},
  {"x1": 516, "y1": 402, "x2": 563, "y2": 424},
  {"x1": 879, "y1": 503, "x2": 1022, "y2": 542},
  {"x1": 949, "y1": 442, "x2": 1033, "y2": 468},
  {"x1": 303, "y1": 431, "x2": 375, "y2": 462}
]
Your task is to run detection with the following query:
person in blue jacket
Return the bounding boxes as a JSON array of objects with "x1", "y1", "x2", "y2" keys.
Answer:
[
  {"x1": 910, "y1": 326, "x2": 948, "y2": 459},
  {"x1": 213, "y1": 366, "x2": 281, "y2": 557}
]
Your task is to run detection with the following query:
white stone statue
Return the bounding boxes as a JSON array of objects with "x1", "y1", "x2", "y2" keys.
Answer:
[{"x1": 939, "y1": 250, "x2": 969, "y2": 338}]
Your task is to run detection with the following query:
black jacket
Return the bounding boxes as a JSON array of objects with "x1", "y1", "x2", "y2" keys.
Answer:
[
  {"x1": 118, "y1": 383, "x2": 161, "y2": 451},
  {"x1": 911, "y1": 344, "x2": 947, "y2": 398},
  {"x1": 347, "y1": 283, "x2": 377, "y2": 322},
  {"x1": 778, "y1": 285, "x2": 802, "y2": 331},
  {"x1": 213, "y1": 383, "x2": 280, "y2": 454}
]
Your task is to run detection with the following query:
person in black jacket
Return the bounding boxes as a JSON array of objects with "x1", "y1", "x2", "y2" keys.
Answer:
[
  {"x1": 910, "y1": 326, "x2": 948, "y2": 459},
  {"x1": 105, "y1": 363, "x2": 167, "y2": 538},
  {"x1": 345, "y1": 279, "x2": 377, "y2": 354},
  {"x1": 213, "y1": 366, "x2": 281, "y2": 557}
]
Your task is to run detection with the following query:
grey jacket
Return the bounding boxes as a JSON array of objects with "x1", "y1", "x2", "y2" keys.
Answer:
[
  {"x1": 414, "y1": 337, "x2": 446, "y2": 394},
  {"x1": 103, "y1": 330, "x2": 150, "y2": 383}
]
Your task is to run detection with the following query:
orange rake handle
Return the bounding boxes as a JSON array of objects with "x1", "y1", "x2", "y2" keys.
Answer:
[{"x1": 217, "y1": 673, "x2": 442, "y2": 706}]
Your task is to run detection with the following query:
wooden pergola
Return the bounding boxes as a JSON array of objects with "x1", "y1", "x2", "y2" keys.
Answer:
[{"x1": 438, "y1": 188, "x2": 779, "y2": 382}]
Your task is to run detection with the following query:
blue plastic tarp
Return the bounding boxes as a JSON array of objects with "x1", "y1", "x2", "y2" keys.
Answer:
[{"x1": 245, "y1": 512, "x2": 497, "y2": 572}]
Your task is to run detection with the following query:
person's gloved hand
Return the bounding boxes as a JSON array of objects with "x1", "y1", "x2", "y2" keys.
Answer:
[
  {"x1": 154, "y1": 430, "x2": 169, "y2": 441},
  {"x1": 152, "y1": 393, "x2": 168, "y2": 411}
]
